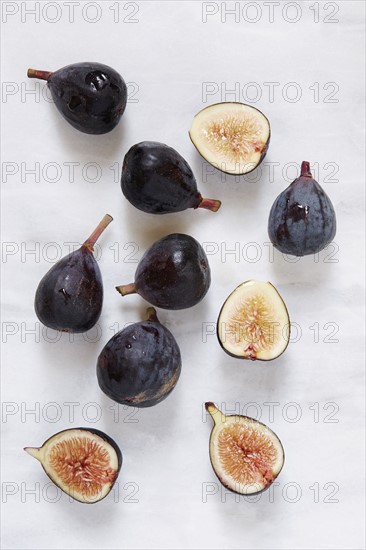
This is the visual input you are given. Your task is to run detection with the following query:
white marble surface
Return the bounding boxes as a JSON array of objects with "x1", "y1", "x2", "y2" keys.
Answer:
[{"x1": 1, "y1": 2, "x2": 365, "y2": 549}]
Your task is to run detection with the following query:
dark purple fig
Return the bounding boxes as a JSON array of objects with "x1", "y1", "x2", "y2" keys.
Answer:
[
  {"x1": 121, "y1": 141, "x2": 221, "y2": 214},
  {"x1": 24, "y1": 427, "x2": 122, "y2": 503},
  {"x1": 35, "y1": 214, "x2": 112, "y2": 332},
  {"x1": 97, "y1": 308, "x2": 181, "y2": 407},
  {"x1": 268, "y1": 161, "x2": 337, "y2": 256},
  {"x1": 116, "y1": 233, "x2": 211, "y2": 310},
  {"x1": 27, "y1": 63, "x2": 127, "y2": 134}
]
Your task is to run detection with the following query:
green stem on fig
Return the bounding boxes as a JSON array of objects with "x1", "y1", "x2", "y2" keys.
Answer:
[
  {"x1": 27, "y1": 69, "x2": 53, "y2": 81},
  {"x1": 300, "y1": 161, "x2": 312, "y2": 178},
  {"x1": 198, "y1": 197, "x2": 222, "y2": 213},
  {"x1": 24, "y1": 447, "x2": 42, "y2": 461},
  {"x1": 83, "y1": 214, "x2": 113, "y2": 251},
  {"x1": 146, "y1": 307, "x2": 158, "y2": 322},
  {"x1": 116, "y1": 283, "x2": 136, "y2": 296},
  {"x1": 205, "y1": 402, "x2": 224, "y2": 425}
]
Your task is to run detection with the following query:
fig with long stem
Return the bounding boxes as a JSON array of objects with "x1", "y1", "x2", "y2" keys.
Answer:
[{"x1": 35, "y1": 214, "x2": 113, "y2": 333}]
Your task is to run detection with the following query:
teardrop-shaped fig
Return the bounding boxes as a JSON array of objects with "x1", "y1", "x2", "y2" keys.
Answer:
[
  {"x1": 217, "y1": 280, "x2": 290, "y2": 361},
  {"x1": 116, "y1": 233, "x2": 210, "y2": 310},
  {"x1": 27, "y1": 63, "x2": 127, "y2": 134},
  {"x1": 268, "y1": 161, "x2": 337, "y2": 256},
  {"x1": 35, "y1": 214, "x2": 112, "y2": 333},
  {"x1": 121, "y1": 141, "x2": 221, "y2": 214},
  {"x1": 97, "y1": 308, "x2": 181, "y2": 407},
  {"x1": 189, "y1": 102, "x2": 270, "y2": 175},
  {"x1": 205, "y1": 403, "x2": 284, "y2": 495},
  {"x1": 24, "y1": 428, "x2": 122, "y2": 503}
]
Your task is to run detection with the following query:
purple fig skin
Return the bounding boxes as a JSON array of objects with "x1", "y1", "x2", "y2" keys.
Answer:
[
  {"x1": 97, "y1": 308, "x2": 182, "y2": 407},
  {"x1": 268, "y1": 161, "x2": 337, "y2": 256},
  {"x1": 121, "y1": 141, "x2": 221, "y2": 214},
  {"x1": 34, "y1": 215, "x2": 112, "y2": 332},
  {"x1": 35, "y1": 248, "x2": 103, "y2": 332},
  {"x1": 116, "y1": 233, "x2": 211, "y2": 310},
  {"x1": 28, "y1": 62, "x2": 127, "y2": 134}
]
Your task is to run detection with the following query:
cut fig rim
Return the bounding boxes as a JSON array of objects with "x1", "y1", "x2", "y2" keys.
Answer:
[
  {"x1": 189, "y1": 102, "x2": 270, "y2": 176},
  {"x1": 217, "y1": 280, "x2": 290, "y2": 361},
  {"x1": 205, "y1": 403, "x2": 284, "y2": 495},
  {"x1": 24, "y1": 428, "x2": 122, "y2": 504}
]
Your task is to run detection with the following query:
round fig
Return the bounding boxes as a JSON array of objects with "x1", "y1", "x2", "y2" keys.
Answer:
[
  {"x1": 116, "y1": 233, "x2": 211, "y2": 310},
  {"x1": 121, "y1": 141, "x2": 221, "y2": 214},
  {"x1": 268, "y1": 161, "x2": 337, "y2": 256},
  {"x1": 97, "y1": 308, "x2": 181, "y2": 407},
  {"x1": 27, "y1": 62, "x2": 127, "y2": 134},
  {"x1": 205, "y1": 403, "x2": 284, "y2": 495},
  {"x1": 24, "y1": 428, "x2": 122, "y2": 503}
]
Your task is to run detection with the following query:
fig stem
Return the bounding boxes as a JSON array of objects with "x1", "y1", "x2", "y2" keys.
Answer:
[
  {"x1": 198, "y1": 197, "x2": 222, "y2": 213},
  {"x1": 27, "y1": 69, "x2": 53, "y2": 81},
  {"x1": 116, "y1": 283, "x2": 136, "y2": 296},
  {"x1": 83, "y1": 214, "x2": 113, "y2": 251},
  {"x1": 205, "y1": 402, "x2": 224, "y2": 425},
  {"x1": 24, "y1": 447, "x2": 42, "y2": 461},
  {"x1": 146, "y1": 307, "x2": 158, "y2": 322},
  {"x1": 300, "y1": 161, "x2": 312, "y2": 178}
]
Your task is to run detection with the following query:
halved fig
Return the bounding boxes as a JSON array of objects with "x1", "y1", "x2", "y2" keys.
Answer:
[
  {"x1": 217, "y1": 280, "x2": 290, "y2": 361},
  {"x1": 24, "y1": 428, "x2": 122, "y2": 503},
  {"x1": 205, "y1": 402, "x2": 284, "y2": 495},
  {"x1": 189, "y1": 102, "x2": 270, "y2": 175}
]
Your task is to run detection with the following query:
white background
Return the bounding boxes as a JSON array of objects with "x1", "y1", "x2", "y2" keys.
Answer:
[{"x1": 1, "y1": 1, "x2": 365, "y2": 549}]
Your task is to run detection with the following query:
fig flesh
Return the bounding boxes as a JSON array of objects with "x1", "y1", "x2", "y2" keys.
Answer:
[
  {"x1": 97, "y1": 308, "x2": 181, "y2": 407},
  {"x1": 268, "y1": 161, "x2": 337, "y2": 256},
  {"x1": 24, "y1": 428, "x2": 122, "y2": 503},
  {"x1": 205, "y1": 403, "x2": 284, "y2": 495},
  {"x1": 27, "y1": 62, "x2": 127, "y2": 134},
  {"x1": 35, "y1": 214, "x2": 112, "y2": 333},
  {"x1": 189, "y1": 102, "x2": 270, "y2": 175},
  {"x1": 217, "y1": 280, "x2": 290, "y2": 361},
  {"x1": 121, "y1": 141, "x2": 221, "y2": 214},
  {"x1": 116, "y1": 233, "x2": 211, "y2": 310}
]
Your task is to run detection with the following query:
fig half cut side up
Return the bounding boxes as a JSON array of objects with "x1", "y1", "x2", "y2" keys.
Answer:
[
  {"x1": 24, "y1": 428, "x2": 122, "y2": 503},
  {"x1": 217, "y1": 280, "x2": 290, "y2": 361},
  {"x1": 189, "y1": 102, "x2": 270, "y2": 175},
  {"x1": 205, "y1": 403, "x2": 284, "y2": 495}
]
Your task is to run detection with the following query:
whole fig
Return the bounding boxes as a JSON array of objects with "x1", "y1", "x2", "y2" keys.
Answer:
[{"x1": 268, "y1": 161, "x2": 336, "y2": 256}]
